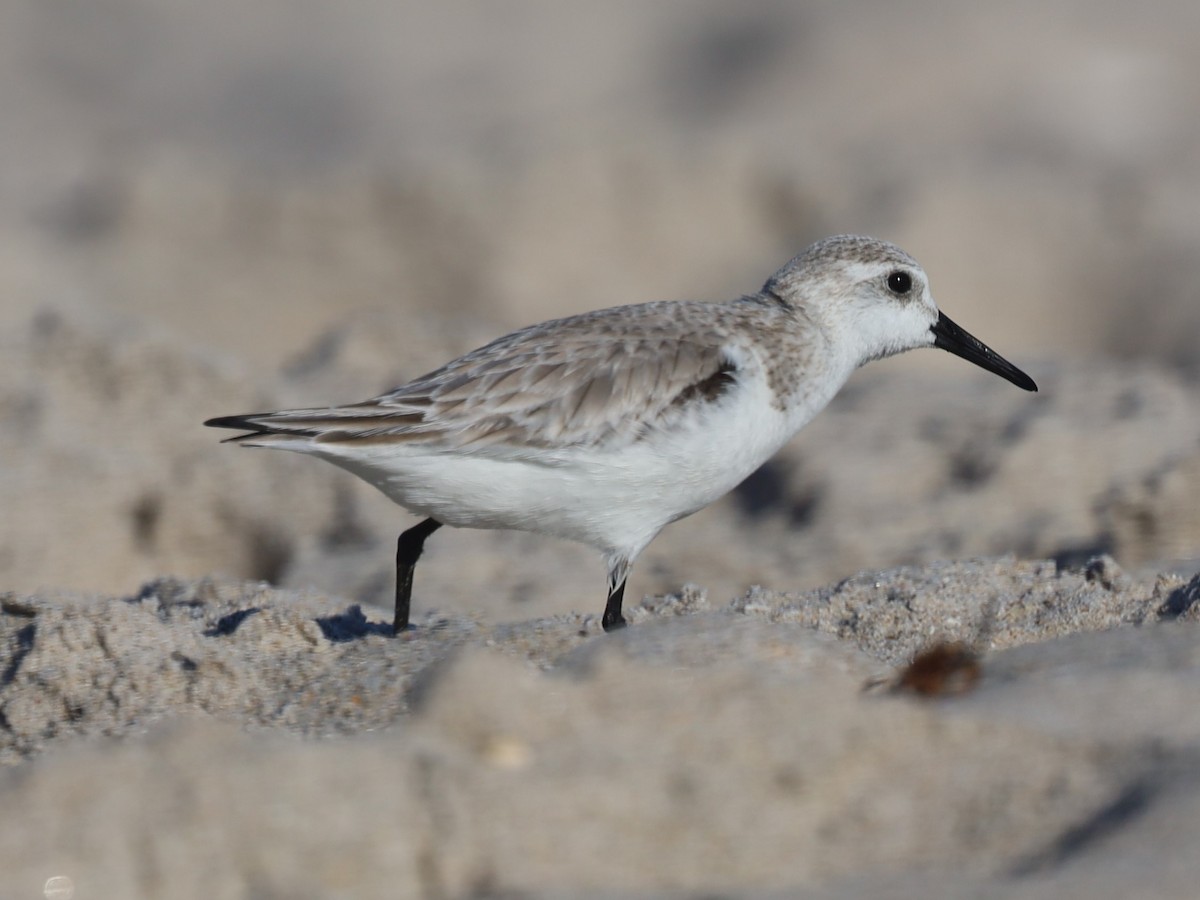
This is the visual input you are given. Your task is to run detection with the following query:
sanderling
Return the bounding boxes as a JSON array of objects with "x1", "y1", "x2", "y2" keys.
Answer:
[{"x1": 206, "y1": 235, "x2": 1036, "y2": 634}]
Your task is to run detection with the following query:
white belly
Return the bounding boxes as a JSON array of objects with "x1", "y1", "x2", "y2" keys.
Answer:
[{"x1": 310, "y1": 366, "x2": 838, "y2": 559}]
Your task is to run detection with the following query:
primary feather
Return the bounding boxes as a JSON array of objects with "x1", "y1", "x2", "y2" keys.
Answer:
[{"x1": 208, "y1": 299, "x2": 768, "y2": 455}]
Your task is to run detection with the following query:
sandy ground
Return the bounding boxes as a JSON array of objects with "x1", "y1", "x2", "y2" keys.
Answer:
[
  {"x1": 3, "y1": 1, "x2": 1200, "y2": 897},
  {"x1": 3, "y1": 562, "x2": 1200, "y2": 898}
]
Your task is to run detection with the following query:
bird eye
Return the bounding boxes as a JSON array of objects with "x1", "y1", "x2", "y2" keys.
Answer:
[{"x1": 887, "y1": 270, "x2": 913, "y2": 295}]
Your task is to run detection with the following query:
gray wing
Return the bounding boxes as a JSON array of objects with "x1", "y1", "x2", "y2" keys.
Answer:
[{"x1": 208, "y1": 302, "x2": 743, "y2": 456}]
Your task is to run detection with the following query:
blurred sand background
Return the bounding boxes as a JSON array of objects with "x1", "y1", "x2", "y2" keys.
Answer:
[{"x1": 2, "y1": 1, "x2": 1200, "y2": 897}]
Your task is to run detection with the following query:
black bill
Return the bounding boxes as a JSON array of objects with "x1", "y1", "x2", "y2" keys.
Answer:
[{"x1": 931, "y1": 311, "x2": 1038, "y2": 392}]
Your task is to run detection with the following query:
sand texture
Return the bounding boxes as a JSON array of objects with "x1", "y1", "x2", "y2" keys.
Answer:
[
  {"x1": 2, "y1": 564, "x2": 1200, "y2": 898},
  {"x1": 3, "y1": 1, "x2": 1200, "y2": 897}
]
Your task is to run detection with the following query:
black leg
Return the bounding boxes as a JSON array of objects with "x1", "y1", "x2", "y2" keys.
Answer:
[
  {"x1": 602, "y1": 578, "x2": 627, "y2": 632},
  {"x1": 394, "y1": 518, "x2": 442, "y2": 635}
]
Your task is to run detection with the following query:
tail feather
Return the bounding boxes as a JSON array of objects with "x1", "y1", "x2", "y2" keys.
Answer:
[
  {"x1": 203, "y1": 412, "x2": 322, "y2": 444},
  {"x1": 204, "y1": 406, "x2": 417, "y2": 445},
  {"x1": 205, "y1": 413, "x2": 273, "y2": 431}
]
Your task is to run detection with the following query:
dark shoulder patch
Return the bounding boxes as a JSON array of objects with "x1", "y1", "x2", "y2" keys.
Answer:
[{"x1": 673, "y1": 358, "x2": 738, "y2": 407}]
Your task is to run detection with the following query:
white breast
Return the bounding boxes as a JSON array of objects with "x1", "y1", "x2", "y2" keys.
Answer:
[{"x1": 319, "y1": 348, "x2": 845, "y2": 564}]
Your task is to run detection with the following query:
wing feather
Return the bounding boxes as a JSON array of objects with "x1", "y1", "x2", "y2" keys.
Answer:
[{"x1": 208, "y1": 301, "x2": 754, "y2": 455}]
